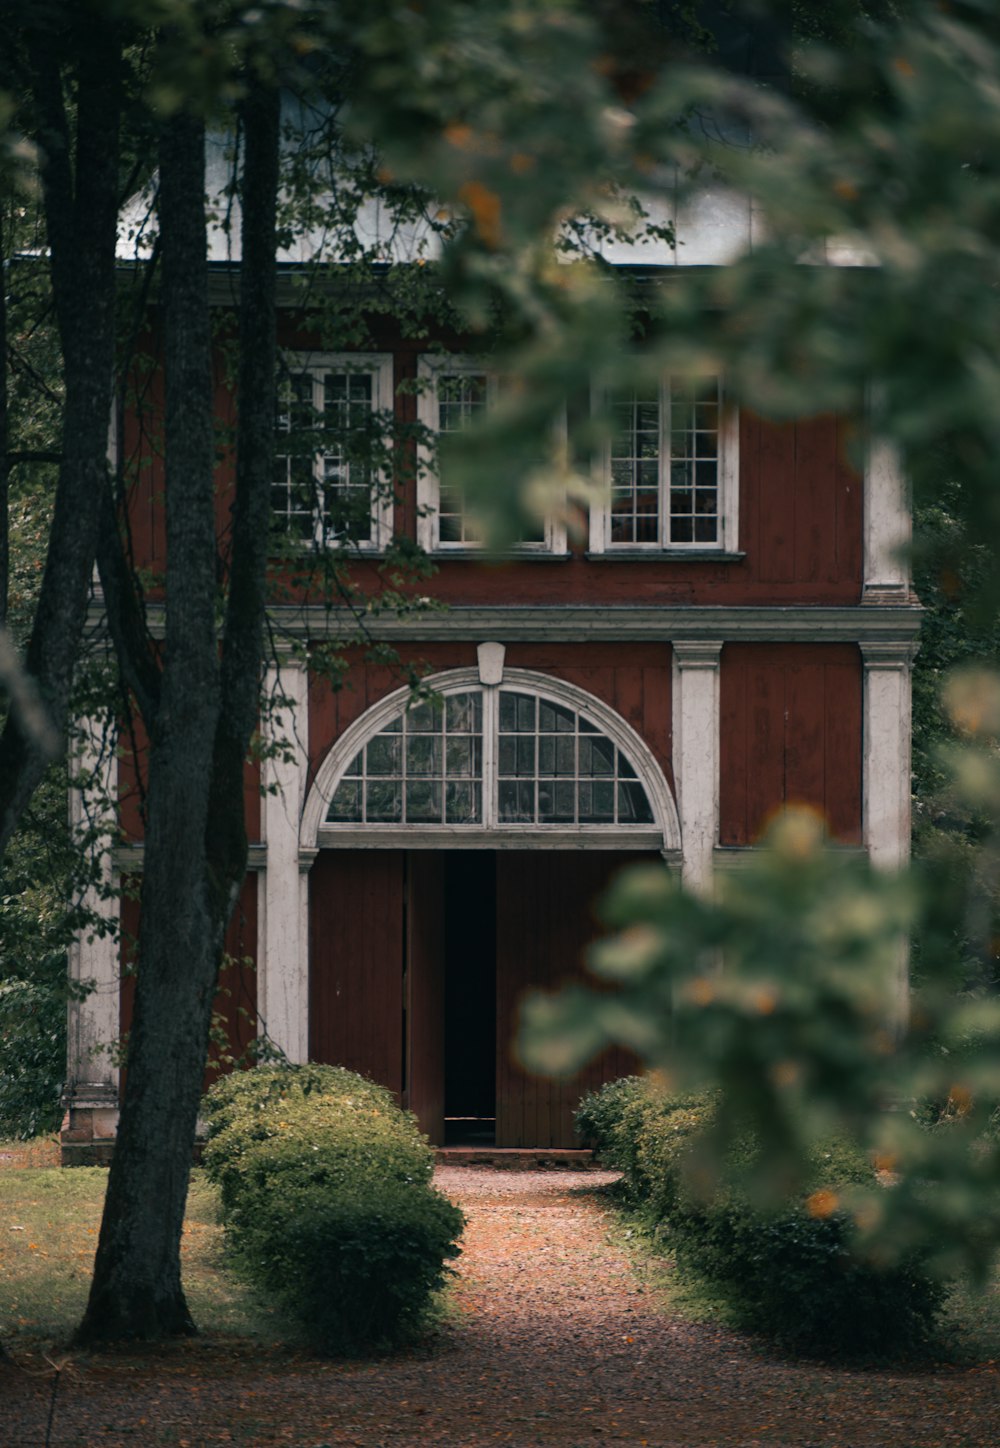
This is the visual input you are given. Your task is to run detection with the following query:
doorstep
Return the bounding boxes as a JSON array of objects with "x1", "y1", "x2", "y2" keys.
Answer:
[{"x1": 435, "y1": 1147, "x2": 596, "y2": 1169}]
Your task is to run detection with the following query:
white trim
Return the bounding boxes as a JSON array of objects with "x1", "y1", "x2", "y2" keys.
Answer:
[
  {"x1": 589, "y1": 376, "x2": 739, "y2": 555},
  {"x1": 275, "y1": 350, "x2": 394, "y2": 552},
  {"x1": 673, "y1": 640, "x2": 723, "y2": 893},
  {"x1": 863, "y1": 399, "x2": 911, "y2": 604},
  {"x1": 861, "y1": 639, "x2": 915, "y2": 1031},
  {"x1": 66, "y1": 716, "x2": 121, "y2": 1104},
  {"x1": 260, "y1": 661, "x2": 310, "y2": 1061},
  {"x1": 477, "y1": 641, "x2": 505, "y2": 685},
  {"x1": 416, "y1": 355, "x2": 567, "y2": 556},
  {"x1": 301, "y1": 666, "x2": 680, "y2": 853},
  {"x1": 92, "y1": 600, "x2": 924, "y2": 646}
]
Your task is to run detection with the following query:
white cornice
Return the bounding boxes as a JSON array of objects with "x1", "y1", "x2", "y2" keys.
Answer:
[{"x1": 86, "y1": 600, "x2": 922, "y2": 647}]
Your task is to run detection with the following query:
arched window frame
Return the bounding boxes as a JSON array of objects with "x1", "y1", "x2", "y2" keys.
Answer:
[{"x1": 301, "y1": 668, "x2": 680, "y2": 856}]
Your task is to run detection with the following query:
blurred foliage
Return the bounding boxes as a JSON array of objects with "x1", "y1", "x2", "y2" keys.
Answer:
[
  {"x1": 509, "y1": 0, "x2": 1000, "y2": 1285},
  {"x1": 577, "y1": 1078, "x2": 946, "y2": 1360}
]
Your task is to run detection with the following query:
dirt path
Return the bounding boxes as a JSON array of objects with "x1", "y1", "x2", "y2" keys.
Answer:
[{"x1": 3, "y1": 1167, "x2": 999, "y2": 1447}]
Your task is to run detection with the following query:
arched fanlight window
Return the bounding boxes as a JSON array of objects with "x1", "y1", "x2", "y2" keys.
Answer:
[{"x1": 326, "y1": 683, "x2": 654, "y2": 830}]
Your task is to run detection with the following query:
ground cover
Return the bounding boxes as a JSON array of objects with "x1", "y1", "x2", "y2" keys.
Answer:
[{"x1": 1, "y1": 1147, "x2": 999, "y2": 1446}]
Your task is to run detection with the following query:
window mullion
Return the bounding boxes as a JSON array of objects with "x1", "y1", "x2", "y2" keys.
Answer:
[{"x1": 482, "y1": 685, "x2": 498, "y2": 828}]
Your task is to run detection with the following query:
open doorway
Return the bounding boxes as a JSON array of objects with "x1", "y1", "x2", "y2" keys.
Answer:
[{"x1": 442, "y1": 851, "x2": 497, "y2": 1145}]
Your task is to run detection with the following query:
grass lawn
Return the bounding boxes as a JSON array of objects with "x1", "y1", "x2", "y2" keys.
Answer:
[{"x1": 0, "y1": 1138, "x2": 281, "y2": 1350}]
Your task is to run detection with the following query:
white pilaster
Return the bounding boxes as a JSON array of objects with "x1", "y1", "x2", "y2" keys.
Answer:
[
  {"x1": 673, "y1": 640, "x2": 723, "y2": 893},
  {"x1": 65, "y1": 716, "x2": 120, "y2": 1143},
  {"x1": 863, "y1": 421, "x2": 911, "y2": 605},
  {"x1": 260, "y1": 660, "x2": 310, "y2": 1062},
  {"x1": 862, "y1": 640, "x2": 916, "y2": 1028}
]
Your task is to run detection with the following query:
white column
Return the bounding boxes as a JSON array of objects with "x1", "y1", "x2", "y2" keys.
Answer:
[
  {"x1": 862, "y1": 640, "x2": 916, "y2": 1028},
  {"x1": 64, "y1": 716, "x2": 120, "y2": 1148},
  {"x1": 863, "y1": 422, "x2": 911, "y2": 604},
  {"x1": 673, "y1": 640, "x2": 723, "y2": 893},
  {"x1": 260, "y1": 659, "x2": 310, "y2": 1062}
]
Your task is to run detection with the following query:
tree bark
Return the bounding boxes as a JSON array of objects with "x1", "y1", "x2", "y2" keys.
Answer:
[
  {"x1": 1, "y1": 219, "x2": 9, "y2": 627},
  {"x1": 0, "y1": 21, "x2": 121, "y2": 853},
  {"x1": 77, "y1": 104, "x2": 218, "y2": 1343},
  {"x1": 207, "y1": 77, "x2": 281, "y2": 914},
  {"x1": 76, "y1": 72, "x2": 281, "y2": 1344}
]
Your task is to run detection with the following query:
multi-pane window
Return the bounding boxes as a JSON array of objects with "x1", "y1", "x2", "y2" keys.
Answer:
[
  {"x1": 327, "y1": 692, "x2": 483, "y2": 825},
  {"x1": 497, "y1": 691, "x2": 653, "y2": 825},
  {"x1": 417, "y1": 357, "x2": 560, "y2": 553},
  {"x1": 601, "y1": 375, "x2": 733, "y2": 550},
  {"x1": 436, "y1": 371, "x2": 490, "y2": 545},
  {"x1": 326, "y1": 686, "x2": 654, "y2": 829},
  {"x1": 272, "y1": 355, "x2": 392, "y2": 548}
]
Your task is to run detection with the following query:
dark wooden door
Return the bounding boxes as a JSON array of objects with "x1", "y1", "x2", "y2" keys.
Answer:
[
  {"x1": 406, "y1": 851, "x2": 446, "y2": 1143},
  {"x1": 495, "y1": 850, "x2": 653, "y2": 1148},
  {"x1": 309, "y1": 850, "x2": 405, "y2": 1097}
]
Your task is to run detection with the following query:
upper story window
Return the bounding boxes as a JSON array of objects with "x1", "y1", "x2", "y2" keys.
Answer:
[
  {"x1": 272, "y1": 353, "x2": 393, "y2": 550},
  {"x1": 416, "y1": 356, "x2": 565, "y2": 555},
  {"x1": 589, "y1": 375, "x2": 739, "y2": 554}
]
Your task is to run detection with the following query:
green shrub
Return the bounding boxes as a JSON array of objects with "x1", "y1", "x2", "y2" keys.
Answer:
[
  {"x1": 577, "y1": 1076, "x2": 947, "y2": 1360},
  {"x1": 203, "y1": 1064, "x2": 464, "y2": 1353}
]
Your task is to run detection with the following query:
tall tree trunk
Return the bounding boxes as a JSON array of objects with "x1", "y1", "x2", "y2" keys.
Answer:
[
  {"x1": 0, "y1": 22, "x2": 121, "y2": 853},
  {"x1": 207, "y1": 76, "x2": 281, "y2": 912},
  {"x1": 76, "y1": 72, "x2": 281, "y2": 1344},
  {"x1": 0, "y1": 217, "x2": 9, "y2": 627},
  {"x1": 77, "y1": 104, "x2": 217, "y2": 1343}
]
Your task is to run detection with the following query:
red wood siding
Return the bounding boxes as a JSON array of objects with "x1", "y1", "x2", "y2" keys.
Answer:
[
  {"x1": 119, "y1": 716, "x2": 260, "y2": 843},
  {"x1": 308, "y1": 849, "x2": 405, "y2": 1095},
  {"x1": 719, "y1": 644, "x2": 863, "y2": 845},
  {"x1": 495, "y1": 851, "x2": 650, "y2": 1149},
  {"x1": 120, "y1": 873, "x2": 258, "y2": 1093}
]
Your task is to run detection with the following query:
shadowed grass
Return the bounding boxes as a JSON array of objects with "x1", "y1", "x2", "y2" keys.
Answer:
[{"x1": 0, "y1": 1152, "x2": 278, "y2": 1349}]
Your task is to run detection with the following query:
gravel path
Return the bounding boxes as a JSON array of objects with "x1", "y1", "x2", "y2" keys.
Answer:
[{"x1": 3, "y1": 1166, "x2": 999, "y2": 1446}]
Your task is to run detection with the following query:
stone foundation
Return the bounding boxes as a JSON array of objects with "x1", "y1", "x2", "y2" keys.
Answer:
[{"x1": 59, "y1": 1082, "x2": 119, "y2": 1167}]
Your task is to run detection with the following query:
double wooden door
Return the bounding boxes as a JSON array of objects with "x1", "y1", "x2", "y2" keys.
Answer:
[{"x1": 309, "y1": 848, "x2": 651, "y2": 1147}]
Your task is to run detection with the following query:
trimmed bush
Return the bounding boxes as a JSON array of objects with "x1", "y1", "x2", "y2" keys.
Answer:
[
  {"x1": 203, "y1": 1065, "x2": 464, "y2": 1354},
  {"x1": 577, "y1": 1077, "x2": 947, "y2": 1359}
]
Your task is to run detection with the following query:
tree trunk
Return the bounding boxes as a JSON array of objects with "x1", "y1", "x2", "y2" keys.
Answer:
[
  {"x1": 0, "y1": 23, "x2": 121, "y2": 854},
  {"x1": 77, "y1": 104, "x2": 218, "y2": 1343},
  {"x1": 207, "y1": 77, "x2": 281, "y2": 912},
  {"x1": 76, "y1": 72, "x2": 281, "y2": 1344}
]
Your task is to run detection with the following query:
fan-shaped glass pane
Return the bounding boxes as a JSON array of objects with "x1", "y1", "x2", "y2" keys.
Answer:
[
  {"x1": 327, "y1": 690, "x2": 483, "y2": 824},
  {"x1": 498, "y1": 690, "x2": 654, "y2": 826}
]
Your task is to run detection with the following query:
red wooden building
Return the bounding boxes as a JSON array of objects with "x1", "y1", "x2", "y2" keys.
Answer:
[{"x1": 63, "y1": 198, "x2": 921, "y2": 1159}]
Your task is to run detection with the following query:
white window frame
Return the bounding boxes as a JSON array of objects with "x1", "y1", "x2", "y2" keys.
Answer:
[
  {"x1": 273, "y1": 351, "x2": 394, "y2": 552},
  {"x1": 306, "y1": 667, "x2": 680, "y2": 854},
  {"x1": 588, "y1": 376, "x2": 739, "y2": 554},
  {"x1": 416, "y1": 355, "x2": 567, "y2": 556}
]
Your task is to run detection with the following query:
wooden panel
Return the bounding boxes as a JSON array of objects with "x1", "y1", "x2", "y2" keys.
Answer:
[
  {"x1": 755, "y1": 415, "x2": 797, "y2": 584},
  {"x1": 406, "y1": 851, "x2": 446, "y2": 1143},
  {"x1": 495, "y1": 851, "x2": 652, "y2": 1149},
  {"x1": 719, "y1": 644, "x2": 862, "y2": 845},
  {"x1": 792, "y1": 414, "x2": 836, "y2": 585},
  {"x1": 309, "y1": 850, "x2": 405, "y2": 1096}
]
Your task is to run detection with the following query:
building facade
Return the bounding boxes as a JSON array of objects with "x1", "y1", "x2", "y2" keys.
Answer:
[{"x1": 61, "y1": 265, "x2": 921, "y2": 1161}]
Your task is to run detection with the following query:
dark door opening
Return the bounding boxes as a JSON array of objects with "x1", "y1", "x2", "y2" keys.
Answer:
[{"x1": 443, "y1": 850, "x2": 497, "y2": 1145}]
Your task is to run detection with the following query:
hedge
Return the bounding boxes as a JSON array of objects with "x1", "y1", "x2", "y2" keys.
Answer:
[
  {"x1": 203, "y1": 1065, "x2": 464, "y2": 1354},
  {"x1": 577, "y1": 1077, "x2": 947, "y2": 1359}
]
